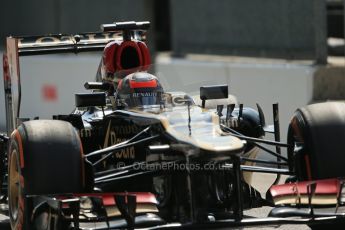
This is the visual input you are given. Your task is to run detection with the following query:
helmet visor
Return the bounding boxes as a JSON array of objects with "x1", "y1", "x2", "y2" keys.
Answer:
[
  {"x1": 130, "y1": 91, "x2": 161, "y2": 107},
  {"x1": 120, "y1": 90, "x2": 162, "y2": 108}
]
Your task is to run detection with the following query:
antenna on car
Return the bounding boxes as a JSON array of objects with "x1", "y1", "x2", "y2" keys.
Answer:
[
  {"x1": 226, "y1": 104, "x2": 235, "y2": 121},
  {"x1": 238, "y1": 104, "x2": 243, "y2": 121},
  {"x1": 187, "y1": 100, "x2": 192, "y2": 136},
  {"x1": 217, "y1": 105, "x2": 224, "y2": 117}
]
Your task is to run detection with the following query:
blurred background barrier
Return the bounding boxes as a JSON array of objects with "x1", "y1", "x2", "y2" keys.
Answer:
[{"x1": 1, "y1": 0, "x2": 343, "y2": 61}]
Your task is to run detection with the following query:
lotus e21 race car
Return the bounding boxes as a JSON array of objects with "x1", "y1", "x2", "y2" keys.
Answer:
[{"x1": 1, "y1": 21, "x2": 345, "y2": 229}]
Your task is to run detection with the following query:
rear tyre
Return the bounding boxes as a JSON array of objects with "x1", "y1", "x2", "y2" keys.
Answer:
[{"x1": 8, "y1": 120, "x2": 84, "y2": 229}]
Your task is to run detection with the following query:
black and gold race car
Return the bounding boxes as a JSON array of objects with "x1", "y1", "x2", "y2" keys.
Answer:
[{"x1": 1, "y1": 21, "x2": 345, "y2": 229}]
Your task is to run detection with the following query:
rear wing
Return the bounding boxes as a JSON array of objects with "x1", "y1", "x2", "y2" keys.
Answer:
[{"x1": 2, "y1": 21, "x2": 150, "y2": 135}]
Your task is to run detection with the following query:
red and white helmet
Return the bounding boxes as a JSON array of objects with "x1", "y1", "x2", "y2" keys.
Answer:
[{"x1": 116, "y1": 72, "x2": 163, "y2": 108}]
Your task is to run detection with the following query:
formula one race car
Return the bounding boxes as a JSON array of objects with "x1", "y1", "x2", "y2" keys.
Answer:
[{"x1": 1, "y1": 21, "x2": 345, "y2": 230}]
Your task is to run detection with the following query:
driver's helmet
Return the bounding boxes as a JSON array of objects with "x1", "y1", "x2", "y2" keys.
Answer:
[{"x1": 116, "y1": 72, "x2": 164, "y2": 108}]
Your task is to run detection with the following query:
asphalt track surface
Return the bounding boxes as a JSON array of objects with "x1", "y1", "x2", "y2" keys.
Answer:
[{"x1": 0, "y1": 173, "x2": 311, "y2": 230}]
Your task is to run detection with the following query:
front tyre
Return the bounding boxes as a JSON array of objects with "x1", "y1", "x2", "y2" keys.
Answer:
[
  {"x1": 8, "y1": 141, "x2": 24, "y2": 229},
  {"x1": 8, "y1": 120, "x2": 84, "y2": 229},
  {"x1": 287, "y1": 102, "x2": 345, "y2": 229},
  {"x1": 288, "y1": 102, "x2": 345, "y2": 180}
]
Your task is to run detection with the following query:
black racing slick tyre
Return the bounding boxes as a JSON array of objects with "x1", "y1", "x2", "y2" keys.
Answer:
[
  {"x1": 287, "y1": 102, "x2": 345, "y2": 181},
  {"x1": 8, "y1": 120, "x2": 84, "y2": 230}
]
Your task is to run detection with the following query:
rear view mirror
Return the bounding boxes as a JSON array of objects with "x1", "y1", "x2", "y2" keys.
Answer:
[
  {"x1": 200, "y1": 85, "x2": 228, "y2": 108},
  {"x1": 75, "y1": 92, "x2": 106, "y2": 107}
]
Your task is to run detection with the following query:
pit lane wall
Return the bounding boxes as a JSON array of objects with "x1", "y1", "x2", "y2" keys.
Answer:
[{"x1": 0, "y1": 52, "x2": 343, "y2": 147}]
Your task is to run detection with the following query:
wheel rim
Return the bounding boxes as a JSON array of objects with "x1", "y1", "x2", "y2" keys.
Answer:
[{"x1": 9, "y1": 149, "x2": 20, "y2": 222}]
